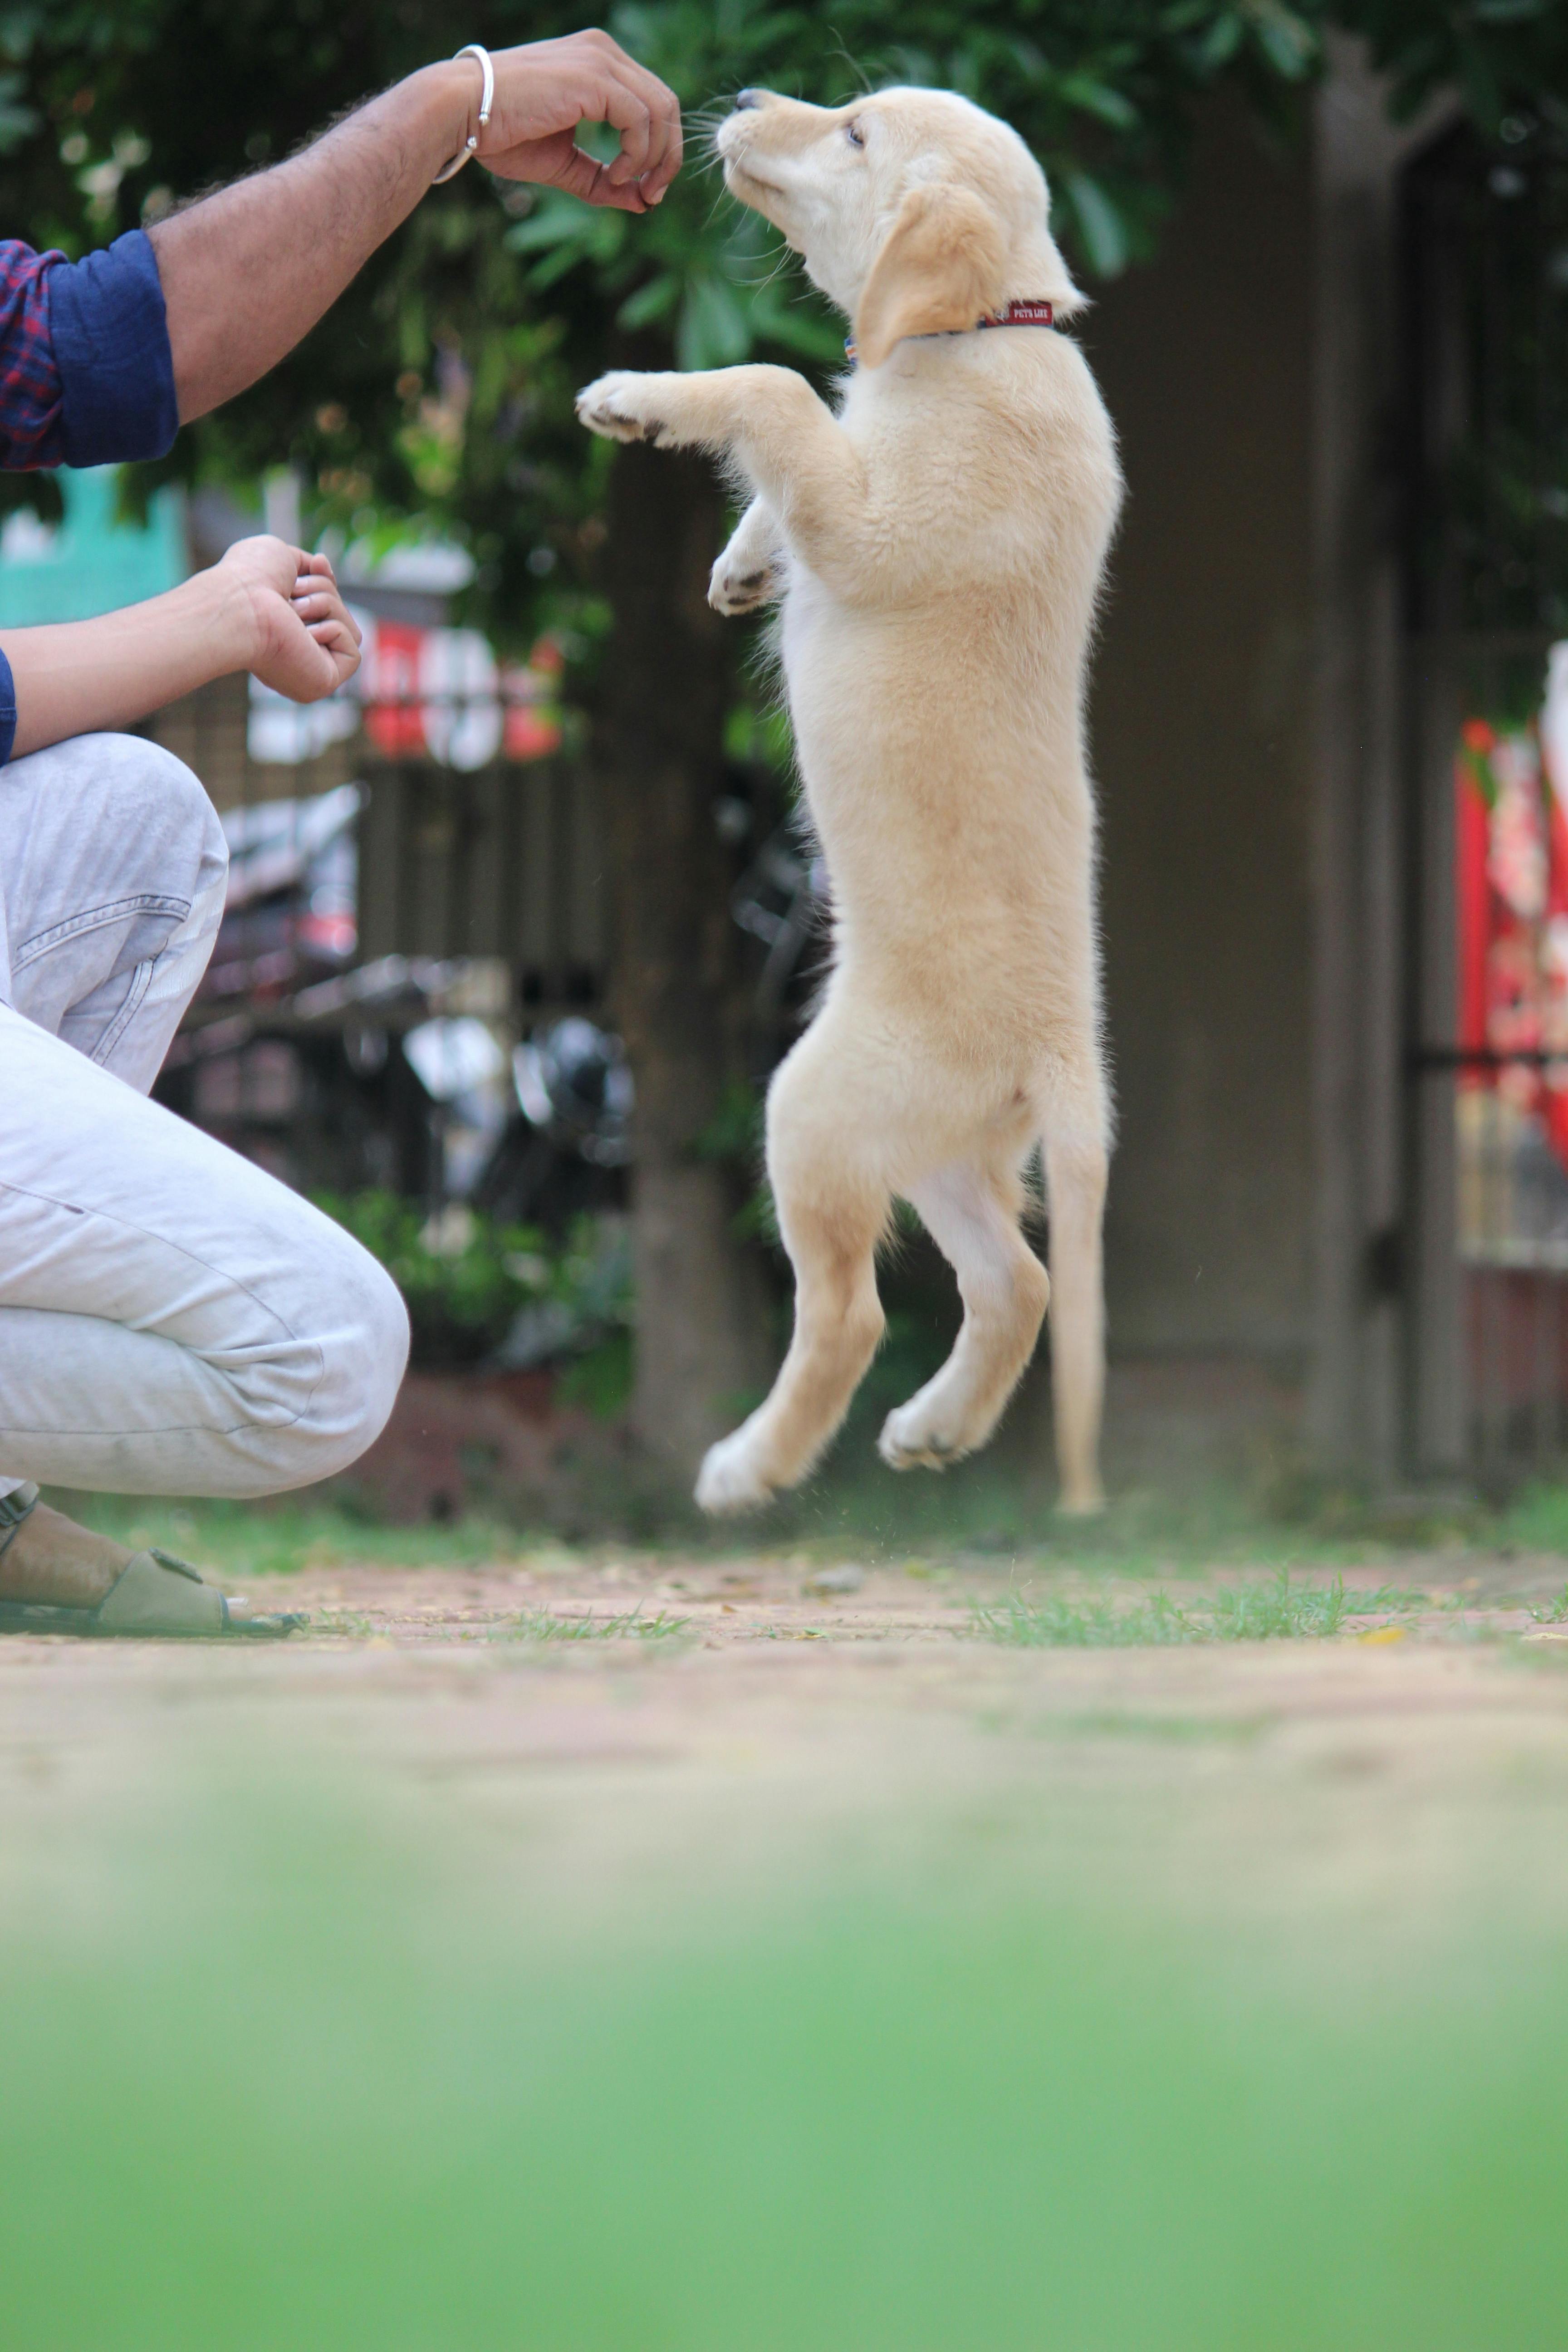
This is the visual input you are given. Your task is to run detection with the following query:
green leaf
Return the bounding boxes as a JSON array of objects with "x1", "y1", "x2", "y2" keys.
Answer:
[
  {"x1": 526, "y1": 241, "x2": 595, "y2": 294},
  {"x1": 1240, "y1": 0, "x2": 1317, "y2": 80},
  {"x1": 503, "y1": 213, "x2": 584, "y2": 256},
  {"x1": 0, "y1": 11, "x2": 42, "y2": 67},
  {"x1": 1197, "y1": 13, "x2": 1244, "y2": 69},
  {"x1": 505, "y1": 190, "x2": 628, "y2": 266},
  {"x1": 1065, "y1": 172, "x2": 1131, "y2": 278},
  {"x1": 677, "y1": 274, "x2": 752, "y2": 371},
  {"x1": 745, "y1": 276, "x2": 846, "y2": 363},
  {"x1": 1057, "y1": 74, "x2": 1139, "y2": 132},
  {"x1": 0, "y1": 66, "x2": 36, "y2": 152},
  {"x1": 617, "y1": 273, "x2": 681, "y2": 330}
]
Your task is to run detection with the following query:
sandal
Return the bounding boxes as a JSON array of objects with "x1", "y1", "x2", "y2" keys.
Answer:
[{"x1": 0, "y1": 1485, "x2": 306, "y2": 1640}]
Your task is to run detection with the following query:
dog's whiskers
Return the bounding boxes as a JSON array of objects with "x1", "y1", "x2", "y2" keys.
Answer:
[{"x1": 731, "y1": 243, "x2": 797, "y2": 296}]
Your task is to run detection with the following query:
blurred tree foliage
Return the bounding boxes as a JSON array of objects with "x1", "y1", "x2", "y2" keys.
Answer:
[
  {"x1": 0, "y1": 0, "x2": 1559, "y2": 642},
  {"x1": 1345, "y1": 1, "x2": 1568, "y2": 132},
  {"x1": 0, "y1": 0, "x2": 1540, "y2": 648}
]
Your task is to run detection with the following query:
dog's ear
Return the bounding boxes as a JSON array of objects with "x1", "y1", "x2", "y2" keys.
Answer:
[{"x1": 853, "y1": 183, "x2": 1009, "y2": 370}]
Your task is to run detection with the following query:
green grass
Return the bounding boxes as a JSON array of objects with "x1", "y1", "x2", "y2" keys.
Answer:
[
  {"x1": 5, "y1": 1781, "x2": 1568, "y2": 2352},
  {"x1": 37, "y1": 1478, "x2": 1462, "y2": 1586},
  {"x1": 973, "y1": 1570, "x2": 1421, "y2": 1647},
  {"x1": 775, "y1": 1449, "x2": 1518, "y2": 1568},
  {"x1": 44, "y1": 1469, "x2": 1568, "y2": 1590},
  {"x1": 1056, "y1": 1708, "x2": 1273, "y2": 1741},
  {"x1": 1498, "y1": 1482, "x2": 1568, "y2": 1554},
  {"x1": 497, "y1": 1605, "x2": 692, "y2": 1643},
  {"x1": 47, "y1": 1492, "x2": 547, "y2": 1578}
]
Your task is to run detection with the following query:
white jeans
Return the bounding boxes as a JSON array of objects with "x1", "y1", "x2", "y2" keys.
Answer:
[{"x1": 0, "y1": 734, "x2": 408, "y2": 1502}]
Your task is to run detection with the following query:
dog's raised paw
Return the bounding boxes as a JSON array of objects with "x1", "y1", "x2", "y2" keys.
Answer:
[
  {"x1": 709, "y1": 557, "x2": 779, "y2": 617},
  {"x1": 575, "y1": 372, "x2": 666, "y2": 446},
  {"x1": 695, "y1": 1429, "x2": 776, "y2": 1515}
]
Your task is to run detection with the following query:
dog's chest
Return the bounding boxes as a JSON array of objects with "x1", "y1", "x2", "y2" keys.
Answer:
[{"x1": 774, "y1": 565, "x2": 872, "y2": 722}]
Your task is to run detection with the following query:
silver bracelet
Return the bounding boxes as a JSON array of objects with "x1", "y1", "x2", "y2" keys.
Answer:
[{"x1": 432, "y1": 44, "x2": 495, "y2": 183}]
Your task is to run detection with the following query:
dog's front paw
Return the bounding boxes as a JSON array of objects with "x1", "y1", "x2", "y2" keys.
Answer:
[
  {"x1": 695, "y1": 1425, "x2": 777, "y2": 1515},
  {"x1": 709, "y1": 552, "x2": 780, "y2": 617},
  {"x1": 576, "y1": 371, "x2": 670, "y2": 446}
]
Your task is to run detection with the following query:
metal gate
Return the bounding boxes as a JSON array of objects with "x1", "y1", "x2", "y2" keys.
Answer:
[{"x1": 1402, "y1": 113, "x2": 1568, "y2": 1473}]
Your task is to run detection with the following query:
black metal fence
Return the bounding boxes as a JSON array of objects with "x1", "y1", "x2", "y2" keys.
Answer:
[{"x1": 149, "y1": 663, "x2": 611, "y2": 1200}]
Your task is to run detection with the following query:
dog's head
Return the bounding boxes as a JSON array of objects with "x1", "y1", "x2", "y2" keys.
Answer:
[{"x1": 716, "y1": 86, "x2": 1083, "y2": 371}]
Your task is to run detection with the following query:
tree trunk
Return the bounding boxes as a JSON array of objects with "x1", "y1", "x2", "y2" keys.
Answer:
[{"x1": 599, "y1": 418, "x2": 773, "y2": 1483}]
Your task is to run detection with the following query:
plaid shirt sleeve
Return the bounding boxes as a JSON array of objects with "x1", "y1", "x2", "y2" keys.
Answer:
[
  {"x1": 0, "y1": 239, "x2": 68, "y2": 469},
  {"x1": 0, "y1": 233, "x2": 179, "y2": 764},
  {"x1": 0, "y1": 231, "x2": 177, "y2": 473}
]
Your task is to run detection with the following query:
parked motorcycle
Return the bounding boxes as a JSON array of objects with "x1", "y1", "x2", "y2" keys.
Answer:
[{"x1": 472, "y1": 1016, "x2": 632, "y2": 1236}]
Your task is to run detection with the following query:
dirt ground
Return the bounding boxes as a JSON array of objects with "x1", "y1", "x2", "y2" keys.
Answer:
[{"x1": 6, "y1": 1546, "x2": 1568, "y2": 1950}]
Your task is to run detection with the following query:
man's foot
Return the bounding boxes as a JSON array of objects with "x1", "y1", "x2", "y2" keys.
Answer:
[
  {"x1": 0, "y1": 1497, "x2": 302, "y2": 1638},
  {"x1": 0, "y1": 1501, "x2": 134, "y2": 1609}
]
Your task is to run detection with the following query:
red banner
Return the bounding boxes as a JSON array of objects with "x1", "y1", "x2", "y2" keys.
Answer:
[{"x1": 1456, "y1": 714, "x2": 1568, "y2": 1169}]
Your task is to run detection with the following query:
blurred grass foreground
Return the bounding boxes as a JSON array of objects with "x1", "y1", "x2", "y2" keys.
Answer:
[{"x1": 5, "y1": 1782, "x2": 1567, "y2": 2351}]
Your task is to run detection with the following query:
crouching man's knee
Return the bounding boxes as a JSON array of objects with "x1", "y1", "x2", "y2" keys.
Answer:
[
  {"x1": 86, "y1": 735, "x2": 230, "y2": 924},
  {"x1": 299, "y1": 1240, "x2": 411, "y2": 1481},
  {"x1": 232, "y1": 1220, "x2": 410, "y2": 1496}
]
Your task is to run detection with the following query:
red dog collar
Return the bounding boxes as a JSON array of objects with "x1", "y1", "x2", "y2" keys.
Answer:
[
  {"x1": 845, "y1": 299, "x2": 1056, "y2": 363},
  {"x1": 980, "y1": 299, "x2": 1056, "y2": 330}
]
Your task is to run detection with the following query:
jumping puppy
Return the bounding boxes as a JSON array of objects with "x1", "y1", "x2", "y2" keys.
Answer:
[{"x1": 577, "y1": 85, "x2": 1123, "y2": 1514}]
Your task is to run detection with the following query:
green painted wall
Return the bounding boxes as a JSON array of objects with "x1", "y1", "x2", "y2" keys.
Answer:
[{"x1": 0, "y1": 466, "x2": 185, "y2": 627}]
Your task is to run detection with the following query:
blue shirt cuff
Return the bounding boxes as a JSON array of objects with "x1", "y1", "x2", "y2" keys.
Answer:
[
  {"x1": 0, "y1": 646, "x2": 15, "y2": 767},
  {"x1": 46, "y1": 230, "x2": 178, "y2": 469}
]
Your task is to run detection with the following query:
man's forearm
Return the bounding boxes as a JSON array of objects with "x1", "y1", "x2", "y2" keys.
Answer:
[
  {"x1": 148, "y1": 63, "x2": 475, "y2": 425},
  {"x1": 5, "y1": 574, "x2": 253, "y2": 758}
]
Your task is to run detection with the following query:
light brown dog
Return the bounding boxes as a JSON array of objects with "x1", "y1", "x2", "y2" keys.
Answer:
[{"x1": 578, "y1": 85, "x2": 1123, "y2": 1514}]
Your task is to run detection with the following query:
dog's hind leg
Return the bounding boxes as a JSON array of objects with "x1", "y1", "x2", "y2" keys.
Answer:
[
  {"x1": 1039, "y1": 1062, "x2": 1111, "y2": 1515},
  {"x1": 696, "y1": 1038, "x2": 889, "y2": 1514},
  {"x1": 879, "y1": 1152, "x2": 1051, "y2": 1474}
]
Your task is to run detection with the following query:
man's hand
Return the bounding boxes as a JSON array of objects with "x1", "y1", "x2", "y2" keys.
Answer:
[
  {"x1": 5, "y1": 539, "x2": 361, "y2": 760},
  {"x1": 471, "y1": 32, "x2": 683, "y2": 211},
  {"x1": 154, "y1": 31, "x2": 685, "y2": 421},
  {"x1": 217, "y1": 538, "x2": 363, "y2": 704}
]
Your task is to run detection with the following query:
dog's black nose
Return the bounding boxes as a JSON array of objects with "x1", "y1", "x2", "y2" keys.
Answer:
[{"x1": 733, "y1": 88, "x2": 764, "y2": 110}]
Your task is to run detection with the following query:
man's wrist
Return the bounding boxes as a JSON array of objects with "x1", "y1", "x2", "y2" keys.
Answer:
[
  {"x1": 407, "y1": 59, "x2": 487, "y2": 179},
  {"x1": 183, "y1": 563, "x2": 261, "y2": 676}
]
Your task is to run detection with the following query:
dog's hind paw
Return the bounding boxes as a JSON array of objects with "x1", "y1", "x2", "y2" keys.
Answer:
[
  {"x1": 878, "y1": 1398, "x2": 973, "y2": 1475},
  {"x1": 709, "y1": 554, "x2": 780, "y2": 616},
  {"x1": 575, "y1": 371, "x2": 668, "y2": 446},
  {"x1": 695, "y1": 1428, "x2": 777, "y2": 1516},
  {"x1": 1056, "y1": 1483, "x2": 1107, "y2": 1518}
]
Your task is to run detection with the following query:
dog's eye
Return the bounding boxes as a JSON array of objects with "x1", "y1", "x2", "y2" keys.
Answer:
[{"x1": 844, "y1": 119, "x2": 865, "y2": 149}]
